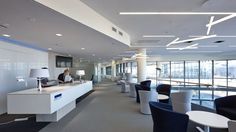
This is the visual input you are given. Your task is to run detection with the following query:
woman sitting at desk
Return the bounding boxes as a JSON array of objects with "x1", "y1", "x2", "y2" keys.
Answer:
[{"x1": 58, "y1": 69, "x2": 72, "y2": 83}]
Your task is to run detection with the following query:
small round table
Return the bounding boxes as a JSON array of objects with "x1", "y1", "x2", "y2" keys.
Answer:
[
  {"x1": 186, "y1": 111, "x2": 229, "y2": 132},
  {"x1": 158, "y1": 94, "x2": 169, "y2": 100}
]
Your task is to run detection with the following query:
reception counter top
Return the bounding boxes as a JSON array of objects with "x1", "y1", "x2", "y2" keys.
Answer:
[{"x1": 7, "y1": 81, "x2": 93, "y2": 122}]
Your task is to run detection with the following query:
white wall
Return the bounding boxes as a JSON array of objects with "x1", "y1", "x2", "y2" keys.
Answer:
[{"x1": 0, "y1": 40, "x2": 48, "y2": 114}]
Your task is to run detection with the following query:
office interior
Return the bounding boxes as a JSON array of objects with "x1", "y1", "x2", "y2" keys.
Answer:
[{"x1": 1, "y1": 0, "x2": 236, "y2": 132}]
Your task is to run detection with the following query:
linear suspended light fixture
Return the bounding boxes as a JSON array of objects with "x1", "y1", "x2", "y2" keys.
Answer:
[
  {"x1": 166, "y1": 35, "x2": 216, "y2": 47},
  {"x1": 207, "y1": 16, "x2": 215, "y2": 35},
  {"x1": 166, "y1": 43, "x2": 199, "y2": 50},
  {"x1": 206, "y1": 14, "x2": 236, "y2": 27},
  {"x1": 119, "y1": 12, "x2": 236, "y2": 15},
  {"x1": 169, "y1": 51, "x2": 222, "y2": 53},
  {"x1": 189, "y1": 35, "x2": 236, "y2": 38}
]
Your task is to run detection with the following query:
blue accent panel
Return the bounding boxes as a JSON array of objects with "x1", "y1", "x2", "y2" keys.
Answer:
[
  {"x1": 0, "y1": 36, "x2": 47, "y2": 52},
  {"x1": 54, "y1": 93, "x2": 62, "y2": 100}
]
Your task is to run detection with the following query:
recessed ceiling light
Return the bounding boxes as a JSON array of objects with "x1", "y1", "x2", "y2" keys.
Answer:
[
  {"x1": 48, "y1": 48, "x2": 52, "y2": 50},
  {"x1": 92, "y1": 54, "x2": 95, "y2": 56},
  {"x1": 81, "y1": 48, "x2": 85, "y2": 50},
  {"x1": 119, "y1": 12, "x2": 236, "y2": 15},
  {"x1": 214, "y1": 40, "x2": 225, "y2": 43},
  {"x1": 2, "y1": 34, "x2": 10, "y2": 37},
  {"x1": 185, "y1": 41, "x2": 193, "y2": 43},
  {"x1": 143, "y1": 35, "x2": 175, "y2": 38},
  {"x1": 56, "y1": 34, "x2": 62, "y2": 37}
]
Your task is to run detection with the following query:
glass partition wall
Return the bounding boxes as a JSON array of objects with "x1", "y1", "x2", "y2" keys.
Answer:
[{"x1": 115, "y1": 60, "x2": 236, "y2": 108}]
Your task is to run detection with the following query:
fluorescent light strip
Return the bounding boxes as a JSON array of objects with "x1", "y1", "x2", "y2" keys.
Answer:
[
  {"x1": 199, "y1": 45, "x2": 218, "y2": 48},
  {"x1": 181, "y1": 43, "x2": 199, "y2": 50},
  {"x1": 166, "y1": 43, "x2": 198, "y2": 50},
  {"x1": 143, "y1": 35, "x2": 175, "y2": 38},
  {"x1": 189, "y1": 35, "x2": 236, "y2": 38},
  {"x1": 207, "y1": 16, "x2": 215, "y2": 35},
  {"x1": 206, "y1": 14, "x2": 236, "y2": 27},
  {"x1": 169, "y1": 51, "x2": 222, "y2": 53},
  {"x1": 167, "y1": 47, "x2": 198, "y2": 50},
  {"x1": 166, "y1": 35, "x2": 216, "y2": 47},
  {"x1": 119, "y1": 12, "x2": 236, "y2": 15}
]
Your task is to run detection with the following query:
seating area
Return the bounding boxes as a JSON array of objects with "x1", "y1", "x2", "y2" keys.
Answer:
[
  {"x1": 118, "y1": 76, "x2": 236, "y2": 132},
  {"x1": 1, "y1": 1, "x2": 236, "y2": 131}
]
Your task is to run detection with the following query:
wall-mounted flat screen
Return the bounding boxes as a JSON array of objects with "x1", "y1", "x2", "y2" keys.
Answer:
[{"x1": 56, "y1": 56, "x2": 73, "y2": 68}]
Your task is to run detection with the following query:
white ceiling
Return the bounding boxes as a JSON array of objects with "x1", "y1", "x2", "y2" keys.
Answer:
[
  {"x1": 81, "y1": 0, "x2": 236, "y2": 58},
  {"x1": 0, "y1": 0, "x2": 128, "y2": 62},
  {"x1": 1, "y1": 0, "x2": 236, "y2": 62}
]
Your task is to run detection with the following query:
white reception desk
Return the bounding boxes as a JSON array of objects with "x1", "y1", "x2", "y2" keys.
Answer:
[{"x1": 7, "y1": 81, "x2": 93, "y2": 122}]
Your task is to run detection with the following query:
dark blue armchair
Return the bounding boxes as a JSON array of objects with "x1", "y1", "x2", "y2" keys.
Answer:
[
  {"x1": 149, "y1": 101, "x2": 189, "y2": 132},
  {"x1": 140, "y1": 80, "x2": 151, "y2": 87},
  {"x1": 156, "y1": 84, "x2": 171, "y2": 103},
  {"x1": 215, "y1": 95, "x2": 236, "y2": 120},
  {"x1": 135, "y1": 84, "x2": 150, "y2": 103}
]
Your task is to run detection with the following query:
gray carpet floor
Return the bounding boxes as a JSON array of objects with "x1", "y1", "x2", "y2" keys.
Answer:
[{"x1": 40, "y1": 81, "x2": 228, "y2": 132}]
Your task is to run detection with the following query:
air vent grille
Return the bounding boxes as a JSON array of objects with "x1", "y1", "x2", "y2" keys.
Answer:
[
  {"x1": 118, "y1": 31, "x2": 123, "y2": 36},
  {"x1": 112, "y1": 27, "x2": 117, "y2": 32}
]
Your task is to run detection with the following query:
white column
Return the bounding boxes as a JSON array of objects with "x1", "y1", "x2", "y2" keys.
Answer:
[
  {"x1": 111, "y1": 60, "x2": 116, "y2": 81},
  {"x1": 97, "y1": 63, "x2": 101, "y2": 82},
  {"x1": 137, "y1": 48, "x2": 147, "y2": 83}
]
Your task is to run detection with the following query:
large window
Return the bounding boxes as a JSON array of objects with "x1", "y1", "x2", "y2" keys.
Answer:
[
  {"x1": 126, "y1": 62, "x2": 132, "y2": 73},
  {"x1": 116, "y1": 59, "x2": 236, "y2": 108},
  {"x1": 185, "y1": 61, "x2": 199, "y2": 99},
  {"x1": 200, "y1": 61, "x2": 213, "y2": 87},
  {"x1": 123, "y1": 63, "x2": 126, "y2": 73},
  {"x1": 131, "y1": 62, "x2": 137, "y2": 78},
  {"x1": 171, "y1": 61, "x2": 184, "y2": 86},
  {"x1": 200, "y1": 61, "x2": 213, "y2": 100},
  {"x1": 159, "y1": 62, "x2": 171, "y2": 84},
  {"x1": 106, "y1": 66, "x2": 111, "y2": 75},
  {"x1": 228, "y1": 60, "x2": 236, "y2": 95},
  {"x1": 147, "y1": 62, "x2": 157, "y2": 86},
  {"x1": 214, "y1": 61, "x2": 227, "y2": 98},
  {"x1": 116, "y1": 64, "x2": 119, "y2": 76}
]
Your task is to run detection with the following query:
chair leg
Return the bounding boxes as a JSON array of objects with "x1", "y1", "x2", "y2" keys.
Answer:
[{"x1": 196, "y1": 126, "x2": 205, "y2": 132}]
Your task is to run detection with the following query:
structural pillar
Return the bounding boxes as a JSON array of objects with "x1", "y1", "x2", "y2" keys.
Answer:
[
  {"x1": 96, "y1": 63, "x2": 101, "y2": 82},
  {"x1": 137, "y1": 48, "x2": 147, "y2": 83},
  {"x1": 111, "y1": 60, "x2": 116, "y2": 81}
]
